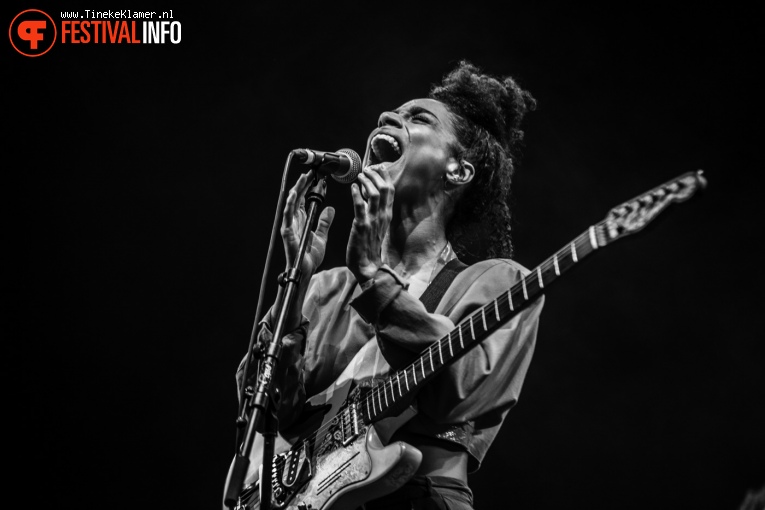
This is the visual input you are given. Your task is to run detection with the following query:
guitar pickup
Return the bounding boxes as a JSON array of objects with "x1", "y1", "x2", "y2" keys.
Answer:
[{"x1": 282, "y1": 440, "x2": 312, "y2": 488}]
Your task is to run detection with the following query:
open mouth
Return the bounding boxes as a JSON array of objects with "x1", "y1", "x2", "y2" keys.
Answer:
[{"x1": 368, "y1": 133, "x2": 402, "y2": 166}]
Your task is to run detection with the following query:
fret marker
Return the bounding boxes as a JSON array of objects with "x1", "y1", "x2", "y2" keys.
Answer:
[
  {"x1": 437, "y1": 339, "x2": 443, "y2": 364},
  {"x1": 429, "y1": 347, "x2": 434, "y2": 371},
  {"x1": 383, "y1": 386, "x2": 388, "y2": 407},
  {"x1": 397, "y1": 372, "x2": 402, "y2": 396},
  {"x1": 377, "y1": 389, "x2": 383, "y2": 412},
  {"x1": 421, "y1": 359, "x2": 426, "y2": 379},
  {"x1": 448, "y1": 332, "x2": 453, "y2": 357},
  {"x1": 411, "y1": 365, "x2": 416, "y2": 385},
  {"x1": 494, "y1": 300, "x2": 500, "y2": 321},
  {"x1": 508, "y1": 290, "x2": 514, "y2": 311},
  {"x1": 390, "y1": 382, "x2": 395, "y2": 402},
  {"x1": 458, "y1": 327, "x2": 464, "y2": 348},
  {"x1": 537, "y1": 267, "x2": 544, "y2": 289},
  {"x1": 481, "y1": 308, "x2": 487, "y2": 330},
  {"x1": 553, "y1": 254, "x2": 560, "y2": 276},
  {"x1": 589, "y1": 225, "x2": 599, "y2": 249},
  {"x1": 405, "y1": 369, "x2": 410, "y2": 391},
  {"x1": 469, "y1": 317, "x2": 475, "y2": 339},
  {"x1": 571, "y1": 242, "x2": 578, "y2": 263},
  {"x1": 521, "y1": 275, "x2": 528, "y2": 300}
]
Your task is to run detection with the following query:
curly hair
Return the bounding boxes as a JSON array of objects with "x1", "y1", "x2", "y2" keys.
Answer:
[{"x1": 429, "y1": 60, "x2": 536, "y2": 262}]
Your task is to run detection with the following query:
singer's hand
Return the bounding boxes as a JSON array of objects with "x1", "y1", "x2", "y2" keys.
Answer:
[
  {"x1": 282, "y1": 171, "x2": 335, "y2": 277},
  {"x1": 347, "y1": 166, "x2": 394, "y2": 284}
]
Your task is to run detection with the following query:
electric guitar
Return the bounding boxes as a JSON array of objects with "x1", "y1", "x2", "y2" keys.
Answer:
[{"x1": 233, "y1": 171, "x2": 707, "y2": 510}]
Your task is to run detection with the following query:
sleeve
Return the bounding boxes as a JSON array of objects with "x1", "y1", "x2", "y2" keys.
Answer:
[
  {"x1": 351, "y1": 261, "x2": 544, "y2": 425},
  {"x1": 234, "y1": 314, "x2": 309, "y2": 431}
]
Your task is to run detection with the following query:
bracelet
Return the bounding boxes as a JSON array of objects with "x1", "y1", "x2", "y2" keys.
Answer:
[
  {"x1": 359, "y1": 277, "x2": 376, "y2": 291},
  {"x1": 358, "y1": 265, "x2": 409, "y2": 291}
]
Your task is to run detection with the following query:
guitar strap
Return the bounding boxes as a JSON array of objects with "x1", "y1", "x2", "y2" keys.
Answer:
[
  {"x1": 393, "y1": 257, "x2": 475, "y2": 457},
  {"x1": 418, "y1": 258, "x2": 468, "y2": 313}
]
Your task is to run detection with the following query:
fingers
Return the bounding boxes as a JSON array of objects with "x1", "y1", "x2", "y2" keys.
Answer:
[
  {"x1": 294, "y1": 170, "x2": 314, "y2": 209},
  {"x1": 357, "y1": 172, "x2": 380, "y2": 215},
  {"x1": 362, "y1": 166, "x2": 394, "y2": 210},
  {"x1": 351, "y1": 183, "x2": 366, "y2": 220},
  {"x1": 283, "y1": 186, "x2": 298, "y2": 232},
  {"x1": 352, "y1": 164, "x2": 396, "y2": 223},
  {"x1": 282, "y1": 171, "x2": 314, "y2": 231},
  {"x1": 362, "y1": 166, "x2": 390, "y2": 190},
  {"x1": 315, "y1": 206, "x2": 335, "y2": 241}
]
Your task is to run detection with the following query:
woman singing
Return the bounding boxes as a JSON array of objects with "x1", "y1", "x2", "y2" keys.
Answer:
[{"x1": 240, "y1": 61, "x2": 544, "y2": 510}]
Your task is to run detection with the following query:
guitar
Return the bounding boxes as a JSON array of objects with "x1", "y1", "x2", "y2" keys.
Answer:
[{"x1": 232, "y1": 170, "x2": 707, "y2": 510}]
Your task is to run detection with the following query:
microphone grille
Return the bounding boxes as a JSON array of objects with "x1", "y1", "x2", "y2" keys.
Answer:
[{"x1": 332, "y1": 149, "x2": 362, "y2": 184}]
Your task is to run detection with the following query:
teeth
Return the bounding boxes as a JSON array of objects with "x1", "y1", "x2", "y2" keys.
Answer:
[{"x1": 371, "y1": 133, "x2": 401, "y2": 160}]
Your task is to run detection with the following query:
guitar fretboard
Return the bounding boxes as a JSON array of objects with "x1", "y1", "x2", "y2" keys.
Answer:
[{"x1": 359, "y1": 222, "x2": 609, "y2": 423}]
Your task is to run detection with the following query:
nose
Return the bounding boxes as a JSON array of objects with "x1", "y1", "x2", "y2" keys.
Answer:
[{"x1": 378, "y1": 111, "x2": 403, "y2": 128}]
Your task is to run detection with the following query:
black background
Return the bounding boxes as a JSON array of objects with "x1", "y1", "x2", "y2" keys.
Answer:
[{"x1": 6, "y1": 2, "x2": 762, "y2": 509}]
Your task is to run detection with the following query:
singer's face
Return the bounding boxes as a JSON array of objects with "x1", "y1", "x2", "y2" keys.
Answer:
[{"x1": 363, "y1": 98, "x2": 461, "y2": 204}]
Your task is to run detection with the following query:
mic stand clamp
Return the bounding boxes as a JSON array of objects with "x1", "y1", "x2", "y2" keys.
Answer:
[{"x1": 224, "y1": 174, "x2": 328, "y2": 510}]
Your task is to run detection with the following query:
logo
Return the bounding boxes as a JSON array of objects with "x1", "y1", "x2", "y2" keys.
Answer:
[{"x1": 9, "y1": 9, "x2": 57, "y2": 57}]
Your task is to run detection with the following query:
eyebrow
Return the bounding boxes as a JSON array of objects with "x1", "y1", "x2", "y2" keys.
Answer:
[{"x1": 394, "y1": 105, "x2": 439, "y2": 122}]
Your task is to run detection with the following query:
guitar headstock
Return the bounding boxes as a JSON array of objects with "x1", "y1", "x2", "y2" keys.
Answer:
[{"x1": 604, "y1": 170, "x2": 707, "y2": 241}]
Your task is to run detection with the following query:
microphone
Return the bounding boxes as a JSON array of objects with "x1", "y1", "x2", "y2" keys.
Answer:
[{"x1": 293, "y1": 148, "x2": 362, "y2": 183}]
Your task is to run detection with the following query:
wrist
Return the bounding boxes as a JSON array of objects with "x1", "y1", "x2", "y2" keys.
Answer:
[
  {"x1": 350, "y1": 265, "x2": 408, "y2": 324},
  {"x1": 353, "y1": 263, "x2": 380, "y2": 285},
  {"x1": 354, "y1": 264, "x2": 409, "y2": 292}
]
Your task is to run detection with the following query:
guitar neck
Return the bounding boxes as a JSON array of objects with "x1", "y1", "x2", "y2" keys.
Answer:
[{"x1": 360, "y1": 222, "x2": 609, "y2": 423}]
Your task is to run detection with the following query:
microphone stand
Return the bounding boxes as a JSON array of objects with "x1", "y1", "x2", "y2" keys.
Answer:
[{"x1": 223, "y1": 168, "x2": 328, "y2": 510}]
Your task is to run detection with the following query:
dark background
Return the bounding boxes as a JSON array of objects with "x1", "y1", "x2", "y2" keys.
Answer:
[{"x1": 6, "y1": 2, "x2": 762, "y2": 509}]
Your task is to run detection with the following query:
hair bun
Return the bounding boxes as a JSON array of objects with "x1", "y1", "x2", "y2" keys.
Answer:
[{"x1": 430, "y1": 60, "x2": 535, "y2": 155}]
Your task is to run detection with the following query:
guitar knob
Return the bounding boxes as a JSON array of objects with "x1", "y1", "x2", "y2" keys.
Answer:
[{"x1": 297, "y1": 503, "x2": 308, "y2": 510}]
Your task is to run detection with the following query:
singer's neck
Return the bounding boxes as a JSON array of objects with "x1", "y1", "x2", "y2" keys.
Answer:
[{"x1": 382, "y1": 203, "x2": 449, "y2": 281}]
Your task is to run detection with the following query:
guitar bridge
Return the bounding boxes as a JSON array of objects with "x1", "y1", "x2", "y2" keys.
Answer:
[{"x1": 342, "y1": 404, "x2": 361, "y2": 446}]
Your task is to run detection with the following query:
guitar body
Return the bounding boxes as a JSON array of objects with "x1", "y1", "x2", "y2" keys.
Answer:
[
  {"x1": 263, "y1": 426, "x2": 420, "y2": 510},
  {"x1": 235, "y1": 354, "x2": 422, "y2": 510}
]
